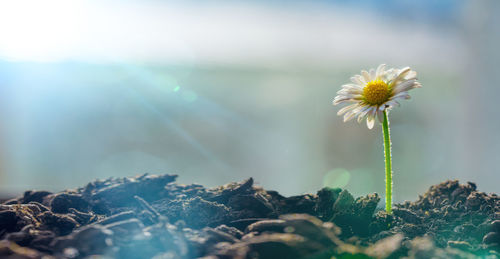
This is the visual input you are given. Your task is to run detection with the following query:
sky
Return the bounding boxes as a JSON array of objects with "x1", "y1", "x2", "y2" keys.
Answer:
[
  {"x1": 1, "y1": 0, "x2": 499, "y2": 202},
  {"x1": 0, "y1": 0, "x2": 465, "y2": 68}
]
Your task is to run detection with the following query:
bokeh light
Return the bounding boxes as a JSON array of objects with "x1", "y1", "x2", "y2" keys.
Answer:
[{"x1": 323, "y1": 168, "x2": 351, "y2": 189}]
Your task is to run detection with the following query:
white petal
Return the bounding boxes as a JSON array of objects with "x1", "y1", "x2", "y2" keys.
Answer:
[
  {"x1": 343, "y1": 110, "x2": 357, "y2": 122},
  {"x1": 357, "y1": 106, "x2": 372, "y2": 123},
  {"x1": 392, "y1": 79, "x2": 417, "y2": 94},
  {"x1": 350, "y1": 76, "x2": 365, "y2": 85},
  {"x1": 398, "y1": 67, "x2": 411, "y2": 76},
  {"x1": 333, "y1": 96, "x2": 361, "y2": 105},
  {"x1": 337, "y1": 103, "x2": 359, "y2": 116},
  {"x1": 340, "y1": 93, "x2": 363, "y2": 99},
  {"x1": 391, "y1": 92, "x2": 411, "y2": 100},
  {"x1": 404, "y1": 71, "x2": 417, "y2": 80},
  {"x1": 361, "y1": 70, "x2": 371, "y2": 82},
  {"x1": 391, "y1": 67, "x2": 411, "y2": 85},
  {"x1": 332, "y1": 98, "x2": 345, "y2": 105},
  {"x1": 366, "y1": 116, "x2": 375, "y2": 129},
  {"x1": 334, "y1": 94, "x2": 353, "y2": 100},
  {"x1": 342, "y1": 83, "x2": 363, "y2": 90},
  {"x1": 383, "y1": 68, "x2": 397, "y2": 82},
  {"x1": 384, "y1": 100, "x2": 400, "y2": 108},
  {"x1": 333, "y1": 99, "x2": 346, "y2": 105},
  {"x1": 376, "y1": 64, "x2": 386, "y2": 78},
  {"x1": 366, "y1": 108, "x2": 376, "y2": 129},
  {"x1": 377, "y1": 109, "x2": 384, "y2": 123},
  {"x1": 369, "y1": 68, "x2": 376, "y2": 80},
  {"x1": 338, "y1": 87, "x2": 362, "y2": 95}
]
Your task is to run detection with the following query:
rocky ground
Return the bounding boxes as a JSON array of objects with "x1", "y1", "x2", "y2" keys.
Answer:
[{"x1": 0, "y1": 174, "x2": 499, "y2": 258}]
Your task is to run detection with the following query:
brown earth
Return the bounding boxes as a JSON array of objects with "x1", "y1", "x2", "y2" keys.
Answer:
[{"x1": 0, "y1": 174, "x2": 499, "y2": 258}]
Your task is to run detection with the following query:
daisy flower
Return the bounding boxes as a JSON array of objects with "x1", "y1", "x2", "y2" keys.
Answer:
[
  {"x1": 332, "y1": 64, "x2": 421, "y2": 214},
  {"x1": 333, "y1": 64, "x2": 421, "y2": 129}
]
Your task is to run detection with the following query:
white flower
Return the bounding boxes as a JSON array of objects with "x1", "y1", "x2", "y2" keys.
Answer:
[{"x1": 333, "y1": 64, "x2": 421, "y2": 129}]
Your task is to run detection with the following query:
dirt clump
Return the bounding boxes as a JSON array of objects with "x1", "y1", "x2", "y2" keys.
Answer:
[{"x1": 1, "y1": 175, "x2": 498, "y2": 258}]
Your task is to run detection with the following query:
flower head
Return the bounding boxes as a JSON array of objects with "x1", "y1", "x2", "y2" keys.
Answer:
[{"x1": 333, "y1": 64, "x2": 421, "y2": 129}]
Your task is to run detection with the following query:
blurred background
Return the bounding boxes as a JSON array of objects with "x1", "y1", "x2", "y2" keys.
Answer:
[{"x1": 1, "y1": 0, "x2": 499, "y2": 202}]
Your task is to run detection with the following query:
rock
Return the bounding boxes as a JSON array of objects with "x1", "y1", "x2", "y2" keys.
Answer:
[
  {"x1": 204, "y1": 227, "x2": 239, "y2": 244},
  {"x1": 214, "y1": 225, "x2": 243, "y2": 239},
  {"x1": 227, "y1": 193, "x2": 275, "y2": 218},
  {"x1": 246, "y1": 214, "x2": 342, "y2": 250},
  {"x1": 96, "y1": 211, "x2": 135, "y2": 226},
  {"x1": 399, "y1": 223, "x2": 427, "y2": 238},
  {"x1": 50, "y1": 193, "x2": 89, "y2": 214},
  {"x1": 278, "y1": 214, "x2": 342, "y2": 247},
  {"x1": 353, "y1": 193, "x2": 380, "y2": 220},
  {"x1": 28, "y1": 202, "x2": 50, "y2": 213},
  {"x1": 315, "y1": 187, "x2": 341, "y2": 220},
  {"x1": 246, "y1": 219, "x2": 287, "y2": 233},
  {"x1": 105, "y1": 219, "x2": 144, "y2": 236},
  {"x1": 492, "y1": 220, "x2": 500, "y2": 232},
  {"x1": 447, "y1": 240, "x2": 472, "y2": 251},
  {"x1": 6, "y1": 231, "x2": 31, "y2": 246},
  {"x1": 67, "y1": 208, "x2": 94, "y2": 225},
  {"x1": 333, "y1": 190, "x2": 354, "y2": 213},
  {"x1": 2, "y1": 198, "x2": 20, "y2": 205},
  {"x1": 180, "y1": 197, "x2": 231, "y2": 229},
  {"x1": 51, "y1": 225, "x2": 113, "y2": 256},
  {"x1": 90, "y1": 174, "x2": 177, "y2": 207},
  {"x1": 22, "y1": 191, "x2": 52, "y2": 204},
  {"x1": 0, "y1": 240, "x2": 41, "y2": 259},
  {"x1": 29, "y1": 229, "x2": 56, "y2": 250},
  {"x1": 214, "y1": 233, "x2": 322, "y2": 259},
  {"x1": 330, "y1": 190, "x2": 380, "y2": 238},
  {"x1": 38, "y1": 211, "x2": 78, "y2": 235},
  {"x1": 228, "y1": 218, "x2": 269, "y2": 231},
  {"x1": 393, "y1": 208, "x2": 422, "y2": 224},
  {"x1": 205, "y1": 178, "x2": 254, "y2": 203},
  {"x1": 483, "y1": 232, "x2": 499, "y2": 245},
  {"x1": 0, "y1": 210, "x2": 19, "y2": 232},
  {"x1": 465, "y1": 193, "x2": 483, "y2": 210},
  {"x1": 281, "y1": 194, "x2": 317, "y2": 215}
]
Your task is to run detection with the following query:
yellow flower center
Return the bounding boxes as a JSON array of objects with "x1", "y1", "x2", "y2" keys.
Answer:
[{"x1": 363, "y1": 79, "x2": 391, "y2": 105}]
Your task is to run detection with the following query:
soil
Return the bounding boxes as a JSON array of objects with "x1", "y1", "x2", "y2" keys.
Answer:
[{"x1": 0, "y1": 174, "x2": 499, "y2": 259}]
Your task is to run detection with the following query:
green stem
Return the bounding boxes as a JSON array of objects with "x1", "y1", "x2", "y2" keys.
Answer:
[{"x1": 382, "y1": 110, "x2": 393, "y2": 214}]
